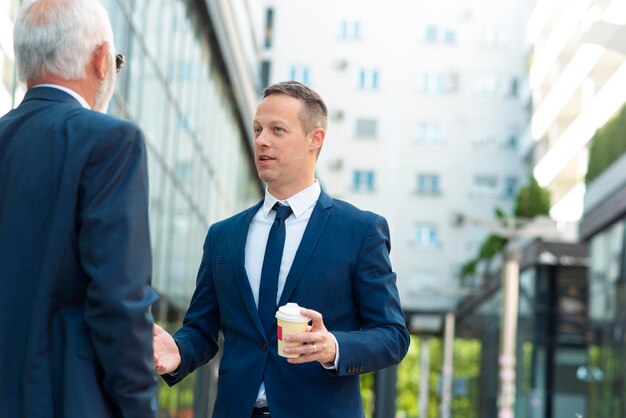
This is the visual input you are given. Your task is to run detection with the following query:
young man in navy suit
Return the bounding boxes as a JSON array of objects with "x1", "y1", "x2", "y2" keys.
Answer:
[
  {"x1": 153, "y1": 81, "x2": 410, "y2": 418},
  {"x1": 0, "y1": 1, "x2": 157, "y2": 417}
]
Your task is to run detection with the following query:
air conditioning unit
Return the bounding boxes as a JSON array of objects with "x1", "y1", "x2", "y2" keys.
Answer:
[
  {"x1": 332, "y1": 110, "x2": 345, "y2": 121},
  {"x1": 335, "y1": 59, "x2": 348, "y2": 71},
  {"x1": 328, "y1": 159, "x2": 343, "y2": 171}
]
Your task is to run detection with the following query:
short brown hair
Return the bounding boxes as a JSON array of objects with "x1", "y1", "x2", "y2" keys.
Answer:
[{"x1": 263, "y1": 81, "x2": 328, "y2": 134}]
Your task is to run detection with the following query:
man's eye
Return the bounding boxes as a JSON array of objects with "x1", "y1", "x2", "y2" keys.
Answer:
[{"x1": 274, "y1": 127, "x2": 284, "y2": 132}]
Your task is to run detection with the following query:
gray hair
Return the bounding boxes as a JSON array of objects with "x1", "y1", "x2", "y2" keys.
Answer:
[{"x1": 14, "y1": 0, "x2": 115, "y2": 81}]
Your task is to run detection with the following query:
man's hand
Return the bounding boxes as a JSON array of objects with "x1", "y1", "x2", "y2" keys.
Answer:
[
  {"x1": 153, "y1": 323, "x2": 182, "y2": 375},
  {"x1": 284, "y1": 308, "x2": 337, "y2": 365}
]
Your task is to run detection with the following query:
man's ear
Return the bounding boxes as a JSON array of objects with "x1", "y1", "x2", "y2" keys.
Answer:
[
  {"x1": 309, "y1": 128, "x2": 325, "y2": 152},
  {"x1": 91, "y1": 42, "x2": 110, "y2": 80}
]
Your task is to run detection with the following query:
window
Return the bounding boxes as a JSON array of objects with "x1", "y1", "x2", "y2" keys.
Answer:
[
  {"x1": 479, "y1": 26, "x2": 508, "y2": 47},
  {"x1": 289, "y1": 66, "x2": 310, "y2": 84},
  {"x1": 444, "y1": 30, "x2": 457, "y2": 44},
  {"x1": 475, "y1": 76, "x2": 499, "y2": 97},
  {"x1": 260, "y1": 60, "x2": 271, "y2": 89},
  {"x1": 473, "y1": 176, "x2": 498, "y2": 198},
  {"x1": 474, "y1": 75, "x2": 513, "y2": 98},
  {"x1": 436, "y1": 74, "x2": 449, "y2": 94},
  {"x1": 504, "y1": 177, "x2": 518, "y2": 198},
  {"x1": 359, "y1": 69, "x2": 379, "y2": 89},
  {"x1": 417, "y1": 174, "x2": 440, "y2": 195},
  {"x1": 416, "y1": 122, "x2": 443, "y2": 144},
  {"x1": 506, "y1": 135, "x2": 518, "y2": 149},
  {"x1": 475, "y1": 134, "x2": 498, "y2": 147},
  {"x1": 354, "y1": 22, "x2": 362, "y2": 40},
  {"x1": 414, "y1": 225, "x2": 439, "y2": 247},
  {"x1": 340, "y1": 21, "x2": 362, "y2": 40},
  {"x1": 475, "y1": 133, "x2": 519, "y2": 148},
  {"x1": 421, "y1": 73, "x2": 457, "y2": 95},
  {"x1": 264, "y1": 8, "x2": 274, "y2": 48},
  {"x1": 510, "y1": 78, "x2": 519, "y2": 98},
  {"x1": 353, "y1": 170, "x2": 375, "y2": 192},
  {"x1": 355, "y1": 118, "x2": 377, "y2": 138},
  {"x1": 423, "y1": 25, "x2": 457, "y2": 44},
  {"x1": 424, "y1": 26, "x2": 438, "y2": 43}
]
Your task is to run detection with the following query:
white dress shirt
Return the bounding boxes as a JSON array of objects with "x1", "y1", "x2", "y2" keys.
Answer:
[
  {"x1": 245, "y1": 181, "x2": 320, "y2": 308},
  {"x1": 245, "y1": 180, "x2": 338, "y2": 406},
  {"x1": 32, "y1": 84, "x2": 91, "y2": 109}
]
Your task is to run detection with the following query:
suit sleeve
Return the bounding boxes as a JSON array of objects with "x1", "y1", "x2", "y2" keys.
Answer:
[
  {"x1": 78, "y1": 121, "x2": 157, "y2": 417},
  {"x1": 332, "y1": 215, "x2": 410, "y2": 376},
  {"x1": 161, "y1": 227, "x2": 221, "y2": 386}
]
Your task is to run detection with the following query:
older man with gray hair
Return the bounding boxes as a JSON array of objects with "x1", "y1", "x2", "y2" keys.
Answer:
[{"x1": 0, "y1": 0, "x2": 157, "y2": 417}]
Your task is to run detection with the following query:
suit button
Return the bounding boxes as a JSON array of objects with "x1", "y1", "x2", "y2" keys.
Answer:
[{"x1": 261, "y1": 343, "x2": 268, "y2": 351}]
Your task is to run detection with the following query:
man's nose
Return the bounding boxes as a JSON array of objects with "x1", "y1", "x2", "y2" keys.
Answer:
[{"x1": 255, "y1": 130, "x2": 270, "y2": 147}]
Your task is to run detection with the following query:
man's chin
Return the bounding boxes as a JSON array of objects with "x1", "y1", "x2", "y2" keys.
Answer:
[{"x1": 257, "y1": 169, "x2": 275, "y2": 183}]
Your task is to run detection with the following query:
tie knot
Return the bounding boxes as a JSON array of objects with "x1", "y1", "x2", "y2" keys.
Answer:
[{"x1": 273, "y1": 203, "x2": 293, "y2": 221}]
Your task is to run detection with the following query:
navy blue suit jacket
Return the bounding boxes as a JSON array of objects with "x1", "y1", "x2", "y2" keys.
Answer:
[
  {"x1": 0, "y1": 87, "x2": 157, "y2": 417},
  {"x1": 164, "y1": 190, "x2": 410, "y2": 418}
]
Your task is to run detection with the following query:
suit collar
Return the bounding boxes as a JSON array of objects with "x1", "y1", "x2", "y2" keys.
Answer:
[
  {"x1": 31, "y1": 84, "x2": 90, "y2": 108},
  {"x1": 23, "y1": 86, "x2": 85, "y2": 109},
  {"x1": 261, "y1": 180, "x2": 321, "y2": 219},
  {"x1": 317, "y1": 189, "x2": 333, "y2": 209}
]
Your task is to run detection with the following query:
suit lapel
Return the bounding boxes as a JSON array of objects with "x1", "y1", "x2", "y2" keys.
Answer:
[
  {"x1": 232, "y1": 200, "x2": 267, "y2": 339},
  {"x1": 278, "y1": 191, "x2": 333, "y2": 307}
]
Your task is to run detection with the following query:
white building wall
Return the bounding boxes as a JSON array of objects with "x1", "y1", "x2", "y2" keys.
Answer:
[
  {"x1": 529, "y1": 0, "x2": 626, "y2": 222},
  {"x1": 262, "y1": 0, "x2": 528, "y2": 312}
]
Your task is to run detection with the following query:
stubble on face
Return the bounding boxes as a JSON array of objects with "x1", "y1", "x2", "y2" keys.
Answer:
[{"x1": 92, "y1": 53, "x2": 116, "y2": 113}]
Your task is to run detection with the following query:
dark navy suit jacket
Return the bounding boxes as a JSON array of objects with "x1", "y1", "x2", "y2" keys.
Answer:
[
  {"x1": 164, "y1": 190, "x2": 410, "y2": 418},
  {"x1": 0, "y1": 87, "x2": 157, "y2": 417}
]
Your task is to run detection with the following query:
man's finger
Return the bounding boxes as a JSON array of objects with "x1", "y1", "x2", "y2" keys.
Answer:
[
  {"x1": 300, "y1": 308, "x2": 324, "y2": 328},
  {"x1": 284, "y1": 331, "x2": 320, "y2": 343}
]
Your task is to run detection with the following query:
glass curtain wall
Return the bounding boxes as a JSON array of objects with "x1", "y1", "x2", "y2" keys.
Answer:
[
  {"x1": 101, "y1": 0, "x2": 262, "y2": 415},
  {"x1": 517, "y1": 265, "x2": 588, "y2": 418},
  {"x1": 102, "y1": 0, "x2": 261, "y2": 310},
  {"x1": 588, "y1": 218, "x2": 626, "y2": 418}
]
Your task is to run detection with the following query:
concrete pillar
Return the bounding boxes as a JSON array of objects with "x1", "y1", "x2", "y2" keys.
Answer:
[{"x1": 440, "y1": 313, "x2": 455, "y2": 418}]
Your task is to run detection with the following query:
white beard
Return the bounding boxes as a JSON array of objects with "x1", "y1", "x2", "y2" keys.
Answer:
[{"x1": 93, "y1": 56, "x2": 116, "y2": 113}]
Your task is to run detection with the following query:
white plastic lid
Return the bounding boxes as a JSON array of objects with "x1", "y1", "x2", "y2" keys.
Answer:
[{"x1": 275, "y1": 302, "x2": 309, "y2": 322}]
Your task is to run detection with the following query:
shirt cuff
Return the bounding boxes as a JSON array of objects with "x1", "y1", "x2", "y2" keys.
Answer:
[{"x1": 320, "y1": 332, "x2": 339, "y2": 370}]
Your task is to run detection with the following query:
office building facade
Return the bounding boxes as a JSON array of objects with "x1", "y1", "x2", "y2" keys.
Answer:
[
  {"x1": 524, "y1": 0, "x2": 626, "y2": 222},
  {"x1": 260, "y1": 0, "x2": 528, "y2": 318}
]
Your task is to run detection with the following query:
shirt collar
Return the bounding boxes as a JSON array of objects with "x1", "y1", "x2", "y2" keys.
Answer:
[
  {"x1": 32, "y1": 84, "x2": 91, "y2": 109},
  {"x1": 262, "y1": 180, "x2": 321, "y2": 219}
]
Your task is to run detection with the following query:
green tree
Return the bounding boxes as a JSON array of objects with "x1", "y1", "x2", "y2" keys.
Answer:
[
  {"x1": 460, "y1": 175, "x2": 550, "y2": 279},
  {"x1": 586, "y1": 103, "x2": 626, "y2": 184},
  {"x1": 393, "y1": 335, "x2": 482, "y2": 418},
  {"x1": 514, "y1": 175, "x2": 551, "y2": 218}
]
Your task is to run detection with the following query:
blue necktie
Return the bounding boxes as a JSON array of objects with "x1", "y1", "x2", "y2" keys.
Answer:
[{"x1": 258, "y1": 203, "x2": 293, "y2": 337}]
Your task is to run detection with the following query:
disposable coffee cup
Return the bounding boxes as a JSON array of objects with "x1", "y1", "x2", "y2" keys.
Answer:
[{"x1": 275, "y1": 303, "x2": 310, "y2": 358}]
